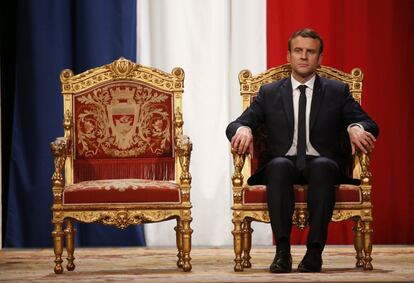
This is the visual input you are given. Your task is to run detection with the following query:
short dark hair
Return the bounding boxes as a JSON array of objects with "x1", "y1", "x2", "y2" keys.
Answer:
[{"x1": 288, "y1": 28, "x2": 324, "y2": 54}]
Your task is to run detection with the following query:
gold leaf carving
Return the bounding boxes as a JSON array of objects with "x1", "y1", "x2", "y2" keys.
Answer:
[
  {"x1": 68, "y1": 210, "x2": 179, "y2": 229},
  {"x1": 331, "y1": 211, "x2": 356, "y2": 222}
]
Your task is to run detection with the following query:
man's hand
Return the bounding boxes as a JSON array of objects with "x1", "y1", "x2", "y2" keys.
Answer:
[
  {"x1": 231, "y1": 127, "x2": 253, "y2": 154},
  {"x1": 348, "y1": 126, "x2": 376, "y2": 155}
]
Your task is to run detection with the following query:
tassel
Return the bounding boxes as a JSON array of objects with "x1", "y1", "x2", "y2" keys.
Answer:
[{"x1": 73, "y1": 157, "x2": 175, "y2": 183}]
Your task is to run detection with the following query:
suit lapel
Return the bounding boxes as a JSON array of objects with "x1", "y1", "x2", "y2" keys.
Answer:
[
  {"x1": 280, "y1": 78, "x2": 294, "y2": 132},
  {"x1": 309, "y1": 75, "x2": 324, "y2": 132}
]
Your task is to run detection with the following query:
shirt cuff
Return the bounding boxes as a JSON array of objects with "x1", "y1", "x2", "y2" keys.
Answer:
[
  {"x1": 347, "y1": 123, "x2": 364, "y2": 132},
  {"x1": 236, "y1": 126, "x2": 251, "y2": 133}
]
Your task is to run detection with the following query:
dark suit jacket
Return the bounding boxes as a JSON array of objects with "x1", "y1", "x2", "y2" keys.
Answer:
[{"x1": 226, "y1": 75, "x2": 379, "y2": 185}]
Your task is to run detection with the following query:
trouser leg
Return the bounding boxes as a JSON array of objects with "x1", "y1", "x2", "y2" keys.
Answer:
[
  {"x1": 264, "y1": 157, "x2": 297, "y2": 247},
  {"x1": 304, "y1": 156, "x2": 339, "y2": 248}
]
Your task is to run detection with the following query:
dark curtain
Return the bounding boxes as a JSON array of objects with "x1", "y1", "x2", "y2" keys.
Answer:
[
  {"x1": 267, "y1": 0, "x2": 414, "y2": 244},
  {"x1": 2, "y1": 0, "x2": 146, "y2": 247}
]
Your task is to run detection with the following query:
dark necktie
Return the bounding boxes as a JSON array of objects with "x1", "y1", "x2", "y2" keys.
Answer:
[{"x1": 296, "y1": 85, "x2": 307, "y2": 170}]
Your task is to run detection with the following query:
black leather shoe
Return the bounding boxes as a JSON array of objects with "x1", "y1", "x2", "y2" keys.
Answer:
[
  {"x1": 269, "y1": 250, "x2": 292, "y2": 273},
  {"x1": 297, "y1": 249, "x2": 322, "y2": 272}
]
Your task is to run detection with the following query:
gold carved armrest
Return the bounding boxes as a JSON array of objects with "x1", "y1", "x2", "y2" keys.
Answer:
[
  {"x1": 353, "y1": 151, "x2": 373, "y2": 205},
  {"x1": 231, "y1": 149, "x2": 247, "y2": 206},
  {"x1": 50, "y1": 137, "x2": 71, "y2": 205},
  {"x1": 353, "y1": 151, "x2": 372, "y2": 186},
  {"x1": 175, "y1": 135, "x2": 193, "y2": 187}
]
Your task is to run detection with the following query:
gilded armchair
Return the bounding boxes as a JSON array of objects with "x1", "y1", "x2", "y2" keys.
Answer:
[
  {"x1": 231, "y1": 64, "x2": 373, "y2": 271},
  {"x1": 51, "y1": 58, "x2": 193, "y2": 274}
]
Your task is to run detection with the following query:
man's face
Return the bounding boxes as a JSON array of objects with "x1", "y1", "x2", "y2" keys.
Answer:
[{"x1": 287, "y1": 36, "x2": 322, "y2": 83}]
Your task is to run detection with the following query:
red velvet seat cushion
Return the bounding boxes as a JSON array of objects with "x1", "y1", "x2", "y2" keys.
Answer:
[
  {"x1": 63, "y1": 179, "x2": 181, "y2": 205},
  {"x1": 242, "y1": 184, "x2": 362, "y2": 205}
]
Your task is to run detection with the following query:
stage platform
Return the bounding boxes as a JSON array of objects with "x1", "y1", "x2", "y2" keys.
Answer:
[{"x1": 1, "y1": 245, "x2": 413, "y2": 282}]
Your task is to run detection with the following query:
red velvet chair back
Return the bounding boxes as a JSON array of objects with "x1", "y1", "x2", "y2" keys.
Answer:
[{"x1": 72, "y1": 81, "x2": 175, "y2": 182}]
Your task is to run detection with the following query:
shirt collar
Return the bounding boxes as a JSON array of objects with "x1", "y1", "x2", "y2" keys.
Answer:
[{"x1": 291, "y1": 74, "x2": 316, "y2": 91}]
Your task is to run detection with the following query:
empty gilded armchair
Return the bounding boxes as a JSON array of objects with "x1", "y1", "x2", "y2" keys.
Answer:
[{"x1": 50, "y1": 58, "x2": 193, "y2": 273}]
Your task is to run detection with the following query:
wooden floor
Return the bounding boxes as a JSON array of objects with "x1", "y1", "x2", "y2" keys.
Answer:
[{"x1": 1, "y1": 245, "x2": 413, "y2": 282}]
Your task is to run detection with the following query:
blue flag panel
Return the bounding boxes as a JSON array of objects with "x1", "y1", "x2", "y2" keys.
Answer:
[{"x1": 5, "y1": 0, "x2": 145, "y2": 247}]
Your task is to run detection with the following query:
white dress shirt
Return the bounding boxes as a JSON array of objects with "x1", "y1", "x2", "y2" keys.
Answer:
[{"x1": 286, "y1": 75, "x2": 319, "y2": 156}]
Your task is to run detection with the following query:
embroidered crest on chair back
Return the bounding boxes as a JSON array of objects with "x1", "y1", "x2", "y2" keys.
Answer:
[
  {"x1": 74, "y1": 83, "x2": 173, "y2": 159},
  {"x1": 60, "y1": 58, "x2": 185, "y2": 183}
]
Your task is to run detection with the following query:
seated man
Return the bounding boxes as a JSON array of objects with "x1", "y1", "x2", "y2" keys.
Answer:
[{"x1": 226, "y1": 28, "x2": 379, "y2": 273}]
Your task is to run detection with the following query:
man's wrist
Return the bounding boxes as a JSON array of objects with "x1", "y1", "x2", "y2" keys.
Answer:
[
  {"x1": 236, "y1": 126, "x2": 251, "y2": 133},
  {"x1": 347, "y1": 123, "x2": 364, "y2": 132}
]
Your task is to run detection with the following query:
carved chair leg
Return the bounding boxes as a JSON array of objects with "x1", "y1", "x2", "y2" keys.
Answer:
[
  {"x1": 64, "y1": 219, "x2": 76, "y2": 271},
  {"x1": 52, "y1": 222, "x2": 64, "y2": 274},
  {"x1": 175, "y1": 218, "x2": 184, "y2": 268},
  {"x1": 362, "y1": 220, "x2": 373, "y2": 270},
  {"x1": 353, "y1": 218, "x2": 364, "y2": 268},
  {"x1": 232, "y1": 219, "x2": 243, "y2": 272},
  {"x1": 242, "y1": 219, "x2": 253, "y2": 268},
  {"x1": 181, "y1": 218, "x2": 193, "y2": 272}
]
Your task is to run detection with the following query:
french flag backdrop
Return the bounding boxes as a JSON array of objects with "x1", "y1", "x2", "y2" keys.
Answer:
[{"x1": 3, "y1": 0, "x2": 413, "y2": 247}]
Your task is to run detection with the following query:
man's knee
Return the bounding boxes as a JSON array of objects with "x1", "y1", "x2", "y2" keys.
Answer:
[
  {"x1": 264, "y1": 157, "x2": 295, "y2": 189},
  {"x1": 265, "y1": 157, "x2": 295, "y2": 177},
  {"x1": 266, "y1": 157, "x2": 294, "y2": 169},
  {"x1": 306, "y1": 157, "x2": 339, "y2": 183},
  {"x1": 308, "y1": 157, "x2": 338, "y2": 172}
]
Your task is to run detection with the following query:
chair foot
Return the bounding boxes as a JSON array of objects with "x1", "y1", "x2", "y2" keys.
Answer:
[
  {"x1": 363, "y1": 262, "x2": 373, "y2": 270},
  {"x1": 67, "y1": 262, "x2": 75, "y2": 271},
  {"x1": 232, "y1": 220, "x2": 243, "y2": 272},
  {"x1": 177, "y1": 258, "x2": 184, "y2": 268},
  {"x1": 241, "y1": 219, "x2": 253, "y2": 269},
  {"x1": 353, "y1": 218, "x2": 364, "y2": 269},
  {"x1": 362, "y1": 220, "x2": 373, "y2": 271},
  {"x1": 234, "y1": 263, "x2": 243, "y2": 272},
  {"x1": 182, "y1": 262, "x2": 192, "y2": 272},
  {"x1": 175, "y1": 219, "x2": 184, "y2": 269},
  {"x1": 52, "y1": 223, "x2": 64, "y2": 274},
  {"x1": 54, "y1": 264, "x2": 63, "y2": 274}
]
